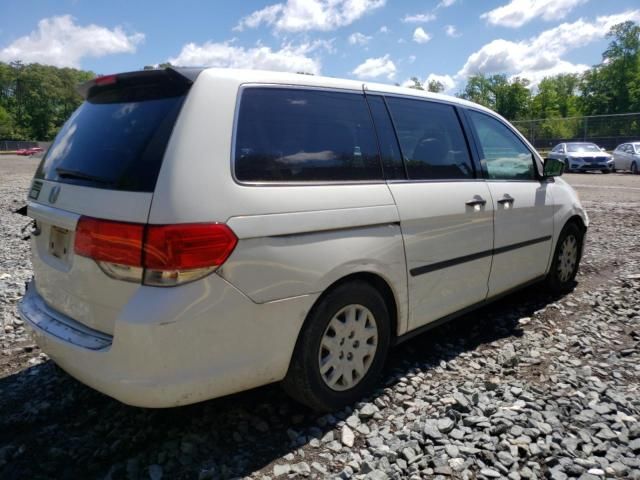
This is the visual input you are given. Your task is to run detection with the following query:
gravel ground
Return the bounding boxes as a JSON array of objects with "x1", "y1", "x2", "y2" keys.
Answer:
[{"x1": 0, "y1": 155, "x2": 639, "y2": 480}]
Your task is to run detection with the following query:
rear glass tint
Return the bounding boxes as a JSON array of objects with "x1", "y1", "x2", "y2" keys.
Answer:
[
  {"x1": 235, "y1": 88, "x2": 382, "y2": 182},
  {"x1": 35, "y1": 75, "x2": 188, "y2": 192}
]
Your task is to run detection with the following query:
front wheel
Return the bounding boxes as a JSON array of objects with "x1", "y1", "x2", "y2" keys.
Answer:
[
  {"x1": 283, "y1": 281, "x2": 390, "y2": 411},
  {"x1": 632, "y1": 162, "x2": 638, "y2": 175},
  {"x1": 545, "y1": 223, "x2": 584, "y2": 293},
  {"x1": 564, "y1": 159, "x2": 571, "y2": 173}
]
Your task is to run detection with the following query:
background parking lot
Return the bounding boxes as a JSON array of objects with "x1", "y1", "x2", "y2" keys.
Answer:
[{"x1": 0, "y1": 155, "x2": 638, "y2": 480}]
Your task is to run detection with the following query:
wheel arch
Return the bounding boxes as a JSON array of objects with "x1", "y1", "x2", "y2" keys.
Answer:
[
  {"x1": 305, "y1": 272, "x2": 400, "y2": 342},
  {"x1": 565, "y1": 214, "x2": 587, "y2": 235}
]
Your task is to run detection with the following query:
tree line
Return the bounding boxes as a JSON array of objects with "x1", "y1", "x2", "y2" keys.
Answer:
[
  {"x1": 0, "y1": 62, "x2": 94, "y2": 141},
  {"x1": 0, "y1": 21, "x2": 638, "y2": 142},
  {"x1": 410, "y1": 21, "x2": 640, "y2": 142}
]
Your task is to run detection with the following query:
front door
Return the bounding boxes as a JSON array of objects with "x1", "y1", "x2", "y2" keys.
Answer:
[{"x1": 466, "y1": 110, "x2": 554, "y2": 296}]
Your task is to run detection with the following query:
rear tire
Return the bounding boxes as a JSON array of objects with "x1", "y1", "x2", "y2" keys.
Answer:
[
  {"x1": 283, "y1": 281, "x2": 390, "y2": 412},
  {"x1": 545, "y1": 222, "x2": 584, "y2": 293}
]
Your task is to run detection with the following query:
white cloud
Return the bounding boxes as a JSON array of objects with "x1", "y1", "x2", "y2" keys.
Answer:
[
  {"x1": 412, "y1": 27, "x2": 432, "y2": 44},
  {"x1": 0, "y1": 15, "x2": 144, "y2": 68},
  {"x1": 438, "y1": 0, "x2": 457, "y2": 7},
  {"x1": 426, "y1": 73, "x2": 456, "y2": 92},
  {"x1": 445, "y1": 25, "x2": 461, "y2": 37},
  {"x1": 402, "y1": 13, "x2": 436, "y2": 23},
  {"x1": 408, "y1": 55, "x2": 416, "y2": 64},
  {"x1": 352, "y1": 54, "x2": 396, "y2": 79},
  {"x1": 481, "y1": 0, "x2": 587, "y2": 28},
  {"x1": 168, "y1": 41, "x2": 322, "y2": 74},
  {"x1": 348, "y1": 32, "x2": 372, "y2": 45},
  {"x1": 379, "y1": 25, "x2": 389, "y2": 33},
  {"x1": 513, "y1": 61, "x2": 589, "y2": 86},
  {"x1": 458, "y1": 10, "x2": 640, "y2": 86},
  {"x1": 235, "y1": 0, "x2": 386, "y2": 33}
]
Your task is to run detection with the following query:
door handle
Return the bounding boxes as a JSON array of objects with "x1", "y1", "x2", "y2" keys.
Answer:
[
  {"x1": 497, "y1": 195, "x2": 514, "y2": 205},
  {"x1": 465, "y1": 198, "x2": 487, "y2": 207}
]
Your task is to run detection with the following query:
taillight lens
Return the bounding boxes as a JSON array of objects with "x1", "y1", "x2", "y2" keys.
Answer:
[
  {"x1": 143, "y1": 224, "x2": 237, "y2": 270},
  {"x1": 143, "y1": 224, "x2": 237, "y2": 287},
  {"x1": 75, "y1": 217, "x2": 144, "y2": 266},
  {"x1": 74, "y1": 217, "x2": 237, "y2": 287}
]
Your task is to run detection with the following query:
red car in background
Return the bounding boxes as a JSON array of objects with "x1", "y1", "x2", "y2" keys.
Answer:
[{"x1": 16, "y1": 147, "x2": 44, "y2": 156}]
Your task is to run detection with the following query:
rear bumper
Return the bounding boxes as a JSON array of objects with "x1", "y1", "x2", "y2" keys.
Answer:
[{"x1": 19, "y1": 276, "x2": 318, "y2": 407}]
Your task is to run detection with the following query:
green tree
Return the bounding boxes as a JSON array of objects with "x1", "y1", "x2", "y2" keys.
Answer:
[
  {"x1": 408, "y1": 77, "x2": 424, "y2": 90},
  {"x1": 0, "y1": 61, "x2": 93, "y2": 141},
  {"x1": 0, "y1": 105, "x2": 12, "y2": 138},
  {"x1": 459, "y1": 74, "x2": 493, "y2": 107},
  {"x1": 459, "y1": 74, "x2": 530, "y2": 120},
  {"x1": 426, "y1": 79, "x2": 444, "y2": 93},
  {"x1": 580, "y1": 21, "x2": 640, "y2": 115}
]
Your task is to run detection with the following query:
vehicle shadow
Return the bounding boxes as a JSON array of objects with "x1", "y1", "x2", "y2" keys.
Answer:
[{"x1": 0, "y1": 283, "x2": 567, "y2": 479}]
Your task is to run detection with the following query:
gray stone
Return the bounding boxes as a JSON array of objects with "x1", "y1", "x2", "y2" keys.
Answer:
[
  {"x1": 367, "y1": 470, "x2": 389, "y2": 480},
  {"x1": 341, "y1": 425, "x2": 355, "y2": 447},
  {"x1": 438, "y1": 417, "x2": 455, "y2": 434},
  {"x1": 273, "y1": 464, "x2": 291, "y2": 477},
  {"x1": 359, "y1": 404, "x2": 377, "y2": 419},
  {"x1": 291, "y1": 462, "x2": 311, "y2": 475},
  {"x1": 480, "y1": 468, "x2": 502, "y2": 478}
]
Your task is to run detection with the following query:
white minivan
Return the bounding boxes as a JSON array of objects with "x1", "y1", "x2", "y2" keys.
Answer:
[{"x1": 19, "y1": 68, "x2": 587, "y2": 411}]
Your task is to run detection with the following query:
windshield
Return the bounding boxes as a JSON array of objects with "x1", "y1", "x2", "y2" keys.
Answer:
[
  {"x1": 566, "y1": 143, "x2": 601, "y2": 153},
  {"x1": 35, "y1": 75, "x2": 188, "y2": 192}
]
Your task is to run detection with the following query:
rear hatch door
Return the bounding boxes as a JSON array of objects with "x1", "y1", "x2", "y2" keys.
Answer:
[{"x1": 27, "y1": 69, "x2": 196, "y2": 335}]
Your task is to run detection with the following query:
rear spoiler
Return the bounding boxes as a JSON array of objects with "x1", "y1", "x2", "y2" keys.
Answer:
[{"x1": 77, "y1": 67, "x2": 204, "y2": 100}]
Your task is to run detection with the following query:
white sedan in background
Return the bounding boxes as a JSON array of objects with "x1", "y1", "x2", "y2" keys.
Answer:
[
  {"x1": 612, "y1": 142, "x2": 640, "y2": 174},
  {"x1": 548, "y1": 142, "x2": 614, "y2": 173}
]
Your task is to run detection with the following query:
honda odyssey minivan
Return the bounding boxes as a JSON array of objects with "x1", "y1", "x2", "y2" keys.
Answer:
[{"x1": 19, "y1": 68, "x2": 587, "y2": 411}]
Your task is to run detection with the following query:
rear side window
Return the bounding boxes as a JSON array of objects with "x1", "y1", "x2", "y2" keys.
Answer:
[
  {"x1": 235, "y1": 88, "x2": 382, "y2": 182},
  {"x1": 385, "y1": 97, "x2": 474, "y2": 180},
  {"x1": 467, "y1": 110, "x2": 535, "y2": 181},
  {"x1": 36, "y1": 73, "x2": 189, "y2": 192}
]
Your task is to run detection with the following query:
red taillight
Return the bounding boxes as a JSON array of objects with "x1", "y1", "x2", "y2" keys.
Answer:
[
  {"x1": 74, "y1": 217, "x2": 237, "y2": 286},
  {"x1": 75, "y1": 217, "x2": 144, "y2": 266},
  {"x1": 95, "y1": 74, "x2": 117, "y2": 86},
  {"x1": 143, "y1": 224, "x2": 238, "y2": 270}
]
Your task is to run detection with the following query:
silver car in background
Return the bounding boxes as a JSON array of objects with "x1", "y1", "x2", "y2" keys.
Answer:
[
  {"x1": 612, "y1": 142, "x2": 640, "y2": 174},
  {"x1": 548, "y1": 142, "x2": 614, "y2": 173}
]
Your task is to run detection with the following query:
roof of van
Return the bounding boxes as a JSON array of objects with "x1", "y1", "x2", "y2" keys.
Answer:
[{"x1": 192, "y1": 67, "x2": 497, "y2": 117}]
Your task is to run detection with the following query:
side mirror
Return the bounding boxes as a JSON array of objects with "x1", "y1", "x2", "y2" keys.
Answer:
[{"x1": 543, "y1": 157, "x2": 564, "y2": 178}]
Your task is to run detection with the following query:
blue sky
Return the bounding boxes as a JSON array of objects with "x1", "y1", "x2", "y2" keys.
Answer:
[{"x1": 1, "y1": 0, "x2": 639, "y2": 92}]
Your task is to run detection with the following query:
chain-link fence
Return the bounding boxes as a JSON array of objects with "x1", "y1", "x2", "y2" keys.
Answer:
[{"x1": 512, "y1": 113, "x2": 640, "y2": 152}]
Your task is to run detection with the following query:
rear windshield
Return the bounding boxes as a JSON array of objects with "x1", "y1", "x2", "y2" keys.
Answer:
[
  {"x1": 35, "y1": 76, "x2": 188, "y2": 192},
  {"x1": 566, "y1": 143, "x2": 600, "y2": 153}
]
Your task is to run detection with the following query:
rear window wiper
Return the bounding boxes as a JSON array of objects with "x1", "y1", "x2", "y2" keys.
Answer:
[{"x1": 55, "y1": 168, "x2": 115, "y2": 186}]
